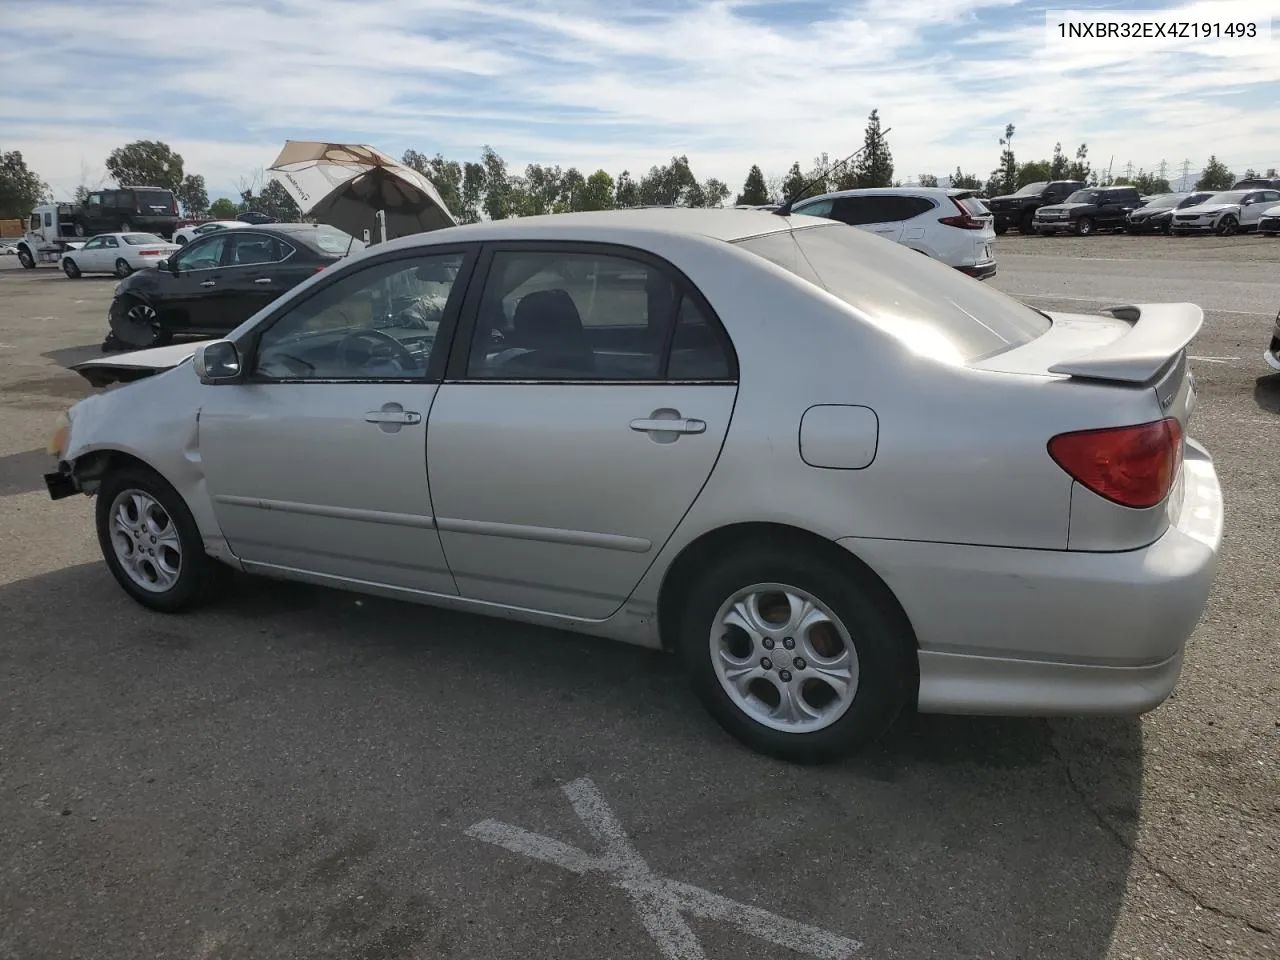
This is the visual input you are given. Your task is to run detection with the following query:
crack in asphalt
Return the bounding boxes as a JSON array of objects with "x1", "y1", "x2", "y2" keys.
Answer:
[{"x1": 1048, "y1": 732, "x2": 1274, "y2": 940}]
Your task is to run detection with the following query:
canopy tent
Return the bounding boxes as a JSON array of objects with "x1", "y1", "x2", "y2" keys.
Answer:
[{"x1": 267, "y1": 141, "x2": 457, "y2": 242}]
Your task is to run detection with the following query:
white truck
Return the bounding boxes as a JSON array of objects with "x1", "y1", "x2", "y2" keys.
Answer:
[{"x1": 15, "y1": 204, "x2": 87, "y2": 269}]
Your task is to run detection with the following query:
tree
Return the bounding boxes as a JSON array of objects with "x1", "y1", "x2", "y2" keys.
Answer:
[
  {"x1": 175, "y1": 174, "x2": 208, "y2": 217},
  {"x1": 480, "y1": 145, "x2": 514, "y2": 220},
  {"x1": 1067, "y1": 143, "x2": 1091, "y2": 183},
  {"x1": 105, "y1": 140, "x2": 184, "y2": 191},
  {"x1": 402, "y1": 150, "x2": 464, "y2": 220},
  {"x1": 852, "y1": 109, "x2": 893, "y2": 188},
  {"x1": 459, "y1": 162, "x2": 486, "y2": 223},
  {"x1": 240, "y1": 179, "x2": 301, "y2": 221},
  {"x1": 0, "y1": 150, "x2": 50, "y2": 218},
  {"x1": 1196, "y1": 156, "x2": 1234, "y2": 191},
  {"x1": 1267, "y1": 168, "x2": 1277, "y2": 178},
  {"x1": 691, "y1": 177, "x2": 729, "y2": 208},
  {"x1": 208, "y1": 197, "x2": 239, "y2": 219},
  {"x1": 1242, "y1": 168, "x2": 1258, "y2": 180},
  {"x1": 614, "y1": 170, "x2": 639, "y2": 208},
  {"x1": 991, "y1": 123, "x2": 1016, "y2": 194},
  {"x1": 950, "y1": 167, "x2": 982, "y2": 190},
  {"x1": 780, "y1": 162, "x2": 807, "y2": 202},
  {"x1": 1016, "y1": 160, "x2": 1052, "y2": 187},
  {"x1": 1049, "y1": 143, "x2": 1070, "y2": 180},
  {"x1": 1133, "y1": 171, "x2": 1172, "y2": 194},
  {"x1": 637, "y1": 156, "x2": 701, "y2": 206},
  {"x1": 918, "y1": 174, "x2": 939, "y2": 187},
  {"x1": 579, "y1": 170, "x2": 615, "y2": 211},
  {"x1": 735, "y1": 165, "x2": 770, "y2": 205}
]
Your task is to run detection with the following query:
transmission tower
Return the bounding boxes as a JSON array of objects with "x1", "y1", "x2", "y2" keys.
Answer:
[
  {"x1": 1180, "y1": 159, "x2": 1192, "y2": 189},
  {"x1": 1124, "y1": 161, "x2": 1134, "y2": 180},
  {"x1": 1158, "y1": 159, "x2": 1168, "y2": 181}
]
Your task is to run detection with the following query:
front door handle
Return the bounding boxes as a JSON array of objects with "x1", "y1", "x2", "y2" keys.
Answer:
[
  {"x1": 199, "y1": 280, "x2": 215, "y2": 287},
  {"x1": 630, "y1": 417, "x2": 705, "y2": 435},
  {"x1": 254, "y1": 277, "x2": 272, "y2": 285},
  {"x1": 365, "y1": 410, "x2": 422, "y2": 425}
]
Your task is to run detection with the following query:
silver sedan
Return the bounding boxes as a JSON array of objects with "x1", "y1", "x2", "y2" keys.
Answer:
[
  {"x1": 44, "y1": 208, "x2": 1224, "y2": 763},
  {"x1": 61, "y1": 232, "x2": 181, "y2": 278}
]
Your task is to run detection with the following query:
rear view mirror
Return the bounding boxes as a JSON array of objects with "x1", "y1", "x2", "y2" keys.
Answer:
[{"x1": 193, "y1": 339, "x2": 242, "y2": 384}]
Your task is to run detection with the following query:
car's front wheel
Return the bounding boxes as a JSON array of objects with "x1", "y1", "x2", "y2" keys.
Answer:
[
  {"x1": 677, "y1": 541, "x2": 914, "y2": 763},
  {"x1": 109, "y1": 296, "x2": 169, "y2": 348},
  {"x1": 1216, "y1": 215, "x2": 1239, "y2": 236},
  {"x1": 96, "y1": 464, "x2": 232, "y2": 612},
  {"x1": 17, "y1": 247, "x2": 35, "y2": 269},
  {"x1": 1075, "y1": 216, "x2": 1095, "y2": 236},
  {"x1": 63, "y1": 258, "x2": 81, "y2": 278}
]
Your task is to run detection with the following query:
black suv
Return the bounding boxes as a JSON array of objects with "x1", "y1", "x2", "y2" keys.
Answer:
[
  {"x1": 984, "y1": 180, "x2": 1085, "y2": 234},
  {"x1": 1032, "y1": 186, "x2": 1143, "y2": 236},
  {"x1": 73, "y1": 187, "x2": 180, "y2": 239}
]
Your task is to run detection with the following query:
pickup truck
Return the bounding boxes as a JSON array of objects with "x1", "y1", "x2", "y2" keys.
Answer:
[{"x1": 983, "y1": 180, "x2": 1086, "y2": 234}]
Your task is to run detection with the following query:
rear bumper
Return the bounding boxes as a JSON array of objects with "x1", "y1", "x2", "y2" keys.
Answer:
[
  {"x1": 838, "y1": 438, "x2": 1224, "y2": 716},
  {"x1": 958, "y1": 261, "x2": 997, "y2": 280}
]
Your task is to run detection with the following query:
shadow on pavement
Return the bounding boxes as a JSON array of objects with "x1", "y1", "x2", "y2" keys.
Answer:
[
  {"x1": 1254, "y1": 374, "x2": 1280, "y2": 414},
  {"x1": 0, "y1": 563, "x2": 1141, "y2": 960},
  {"x1": 43, "y1": 343, "x2": 109, "y2": 369},
  {"x1": 0, "y1": 447, "x2": 51, "y2": 497}
]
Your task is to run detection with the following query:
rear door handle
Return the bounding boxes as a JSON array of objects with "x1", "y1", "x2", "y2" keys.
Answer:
[
  {"x1": 365, "y1": 410, "x2": 422, "y2": 424},
  {"x1": 630, "y1": 417, "x2": 705, "y2": 435},
  {"x1": 254, "y1": 277, "x2": 272, "y2": 285},
  {"x1": 199, "y1": 280, "x2": 215, "y2": 287}
]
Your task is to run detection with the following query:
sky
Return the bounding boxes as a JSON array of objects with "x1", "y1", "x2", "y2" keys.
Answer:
[{"x1": 2, "y1": 0, "x2": 1278, "y2": 202}]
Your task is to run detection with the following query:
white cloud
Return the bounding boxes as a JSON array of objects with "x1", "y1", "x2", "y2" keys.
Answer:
[{"x1": 3, "y1": 0, "x2": 1278, "y2": 200}]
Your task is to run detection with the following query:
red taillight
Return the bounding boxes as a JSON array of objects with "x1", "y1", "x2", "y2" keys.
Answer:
[
  {"x1": 140, "y1": 249, "x2": 162, "y2": 256},
  {"x1": 1048, "y1": 418, "x2": 1183, "y2": 509},
  {"x1": 939, "y1": 196, "x2": 988, "y2": 230}
]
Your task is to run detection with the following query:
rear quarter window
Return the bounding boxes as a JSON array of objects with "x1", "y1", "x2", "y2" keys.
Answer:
[{"x1": 735, "y1": 223, "x2": 1051, "y2": 364}]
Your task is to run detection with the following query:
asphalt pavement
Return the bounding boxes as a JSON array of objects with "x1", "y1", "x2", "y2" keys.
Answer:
[{"x1": 0, "y1": 234, "x2": 1277, "y2": 960}]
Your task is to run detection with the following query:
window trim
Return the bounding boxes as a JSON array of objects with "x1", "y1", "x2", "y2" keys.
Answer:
[
  {"x1": 443, "y1": 240, "x2": 739, "y2": 385},
  {"x1": 224, "y1": 231, "x2": 298, "y2": 269},
  {"x1": 235, "y1": 243, "x2": 480, "y2": 386}
]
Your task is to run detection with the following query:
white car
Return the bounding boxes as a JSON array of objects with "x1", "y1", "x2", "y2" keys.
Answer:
[
  {"x1": 0, "y1": 240, "x2": 18, "y2": 255},
  {"x1": 172, "y1": 220, "x2": 249, "y2": 246},
  {"x1": 790, "y1": 187, "x2": 997, "y2": 279},
  {"x1": 1257, "y1": 204, "x2": 1280, "y2": 236},
  {"x1": 1169, "y1": 188, "x2": 1280, "y2": 236},
  {"x1": 60, "y1": 233, "x2": 181, "y2": 279}
]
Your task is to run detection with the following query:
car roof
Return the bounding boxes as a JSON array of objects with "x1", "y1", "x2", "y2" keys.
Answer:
[
  {"x1": 380, "y1": 208, "x2": 805, "y2": 250},
  {"x1": 797, "y1": 186, "x2": 975, "y2": 201}
]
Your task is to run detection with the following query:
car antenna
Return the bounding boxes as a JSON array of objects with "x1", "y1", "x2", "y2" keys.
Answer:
[{"x1": 773, "y1": 129, "x2": 892, "y2": 217}]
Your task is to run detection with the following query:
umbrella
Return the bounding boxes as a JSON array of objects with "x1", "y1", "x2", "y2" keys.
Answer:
[{"x1": 267, "y1": 141, "x2": 457, "y2": 242}]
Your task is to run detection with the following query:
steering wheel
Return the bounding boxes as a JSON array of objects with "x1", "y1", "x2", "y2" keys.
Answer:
[{"x1": 336, "y1": 328, "x2": 418, "y2": 373}]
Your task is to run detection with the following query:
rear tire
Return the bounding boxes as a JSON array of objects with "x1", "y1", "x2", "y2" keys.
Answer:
[
  {"x1": 676, "y1": 541, "x2": 914, "y2": 764},
  {"x1": 63, "y1": 258, "x2": 81, "y2": 279},
  {"x1": 95, "y1": 464, "x2": 232, "y2": 613},
  {"x1": 1018, "y1": 211, "x2": 1035, "y2": 234},
  {"x1": 994, "y1": 223, "x2": 1009, "y2": 236}
]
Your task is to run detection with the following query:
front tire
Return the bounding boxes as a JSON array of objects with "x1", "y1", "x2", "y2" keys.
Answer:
[
  {"x1": 63, "y1": 258, "x2": 81, "y2": 279},
  {"x1": 115, "y1": 258, "x2": 133, "y2": 278},
  {"x1": 1216, "y1": 215, "x2": 1239, "y2": 236},
  {"x1": 96, "y1": 464, "x2": 232, "y2": 613},
  {"x1": 1075, "y1": 216, "x2": 1095, "y2": 236},
  {"x1": 677, "y1": 542, "x2": 914, "y2": 764},
  {"x1": 1018, "y1": 211, "x2": 1035, "y2": 234},
  {"x1": 994, "y1": 223, "x2": 1009, "y2": 236},
  {"x1": 17, "y1": 247, "x2": 35, "y2": 269},
  {"x1": 109, "y1": 296, "x2": 169, "y2": 348}
]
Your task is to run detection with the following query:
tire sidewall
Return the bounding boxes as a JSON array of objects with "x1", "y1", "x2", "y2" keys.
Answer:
[
  {"x1": 63, "y1": 258, "x2": 80, "y2": 278},
  {"x1": 96, "y1": 466, "x2": 212, "y2": 613},
  {"x1": 677, "y1": 545, "x2": 913, "y2": 763},
  {"x1": 115, "y1": 258, "x2": 132, "y2": 278},
  {"x1": 18, "y1": 248, "x2": 34, "y2": 269},
  {"x1": 1076, "y1": 217, "x2": 1094, "y2": 236},
  {"x1": 109, "y1": 297, "x2": 165, "y2": 348}
]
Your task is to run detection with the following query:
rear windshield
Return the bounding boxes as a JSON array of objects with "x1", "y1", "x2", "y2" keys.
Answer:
[
  {"x1": 132, "y1": 189, "x2": 176, "y2": 214},
  {"x1": 121, "y1": 233, "x2": 165, "y2": 245},
  {"x1": 734, "y1": 223, "x2": 1051, "y2": 363},
  {"x1": 954, "y1": 194, "x2": 989, "y2": 216},
  {"x1": 308, "y1": 226, "x2": 365, "y2": 255}
]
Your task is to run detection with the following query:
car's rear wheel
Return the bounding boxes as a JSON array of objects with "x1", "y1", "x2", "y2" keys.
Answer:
[
  {"x1": 114, "y1": 258, "x2": 133, "y2": 278},
  {"x1": 96, "y1": 464, "x2": 232, "y2": 613},
  {"x1": 109, "y1": 296, "x2": 169, "y2": 348},
  {"x1": 1216, "y1": 215, "x2": 1239, "y2": 236},
  {"x1": 993, "y1": 223, "x2": 1009, "y2": 236},
  {"x1": 1075, "y1": 216, "x2": 1095, "y2": 236},
  {"x1": 677, "y1": 542, "x2": 914, "y2": 763},
  {"x1": 62, "y1": 258, "x2": 81, "y2": 279}
]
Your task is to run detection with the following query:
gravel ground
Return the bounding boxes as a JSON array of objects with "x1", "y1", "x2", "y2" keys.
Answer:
[{"x1": 0, "y1": 236, "x2": 1277, "y2": 960}]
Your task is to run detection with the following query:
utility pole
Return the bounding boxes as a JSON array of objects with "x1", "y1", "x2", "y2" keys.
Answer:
[{"x1": 1124, "y1": 160, "x2": 1134, "y2": 180}]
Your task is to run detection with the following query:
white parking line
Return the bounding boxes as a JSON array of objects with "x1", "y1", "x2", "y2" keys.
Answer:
[
  {"x1": 466, "y1": 777, "x2": 861, "y2": 960},
  {"x1": 1188, "y1": 356, "x2": 1241, "y2": 363}
]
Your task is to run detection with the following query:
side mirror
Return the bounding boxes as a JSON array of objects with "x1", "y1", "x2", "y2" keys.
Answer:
[
  {"x1": 155, "y1": 259, "x2": 169, "y2": 272},
  {"x1": 193, "y1": 339, "x2": 242, "y2": 384}
]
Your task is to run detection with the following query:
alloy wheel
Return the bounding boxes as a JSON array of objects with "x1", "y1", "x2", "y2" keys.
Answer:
[{"x1": 108, "y1": 489, "x2": 182, "y2": 593}]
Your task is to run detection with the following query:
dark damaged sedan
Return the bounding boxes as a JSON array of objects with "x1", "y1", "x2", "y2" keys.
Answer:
[
  {"x1": 108, "y1": 223, "x2": 364, "y2": 348},
  {"x1": 1125, "y1": 192, "x2": 1213, "y2": 235}
]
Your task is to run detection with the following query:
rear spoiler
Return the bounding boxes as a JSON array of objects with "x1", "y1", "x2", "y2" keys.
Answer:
[{"x1": 1047, "y1": 302, "x2": 1203, "y2": 384}]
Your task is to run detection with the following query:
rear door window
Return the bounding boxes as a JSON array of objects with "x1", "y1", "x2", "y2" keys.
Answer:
[
  {"x1": 735, "y1": 224, "x2": 1051, "y2": 363},
  {"x1": 829, "y1": 196, "x2": 900, "y2": 225}
]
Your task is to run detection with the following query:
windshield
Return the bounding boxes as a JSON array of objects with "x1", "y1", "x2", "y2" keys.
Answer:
[
  {"x1": 121, "y1": 233, "x2": 165, "y2": 245},
  {"x1": 1012, "y1": 182, "x2": 1048, "y2": 197},
  {"x1": 735, "y1": 224, "x2": 1051, "y2": 364},
  {"x1": 1064, "y1": 190, "x2": 1097, "y2": 204},
  {"x1": 1204, "y1": 191, "x2": 1249, "y2": 205},
  {"x1": 310, "y1": 226, "x2": 366, "y2": 255},
  {"x1": 1180, "y1": 193, "x2": 1212, "y2": 207},
  {"x1": 1142, "y1": 194, "x2": 1183, "y2": 209}
]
